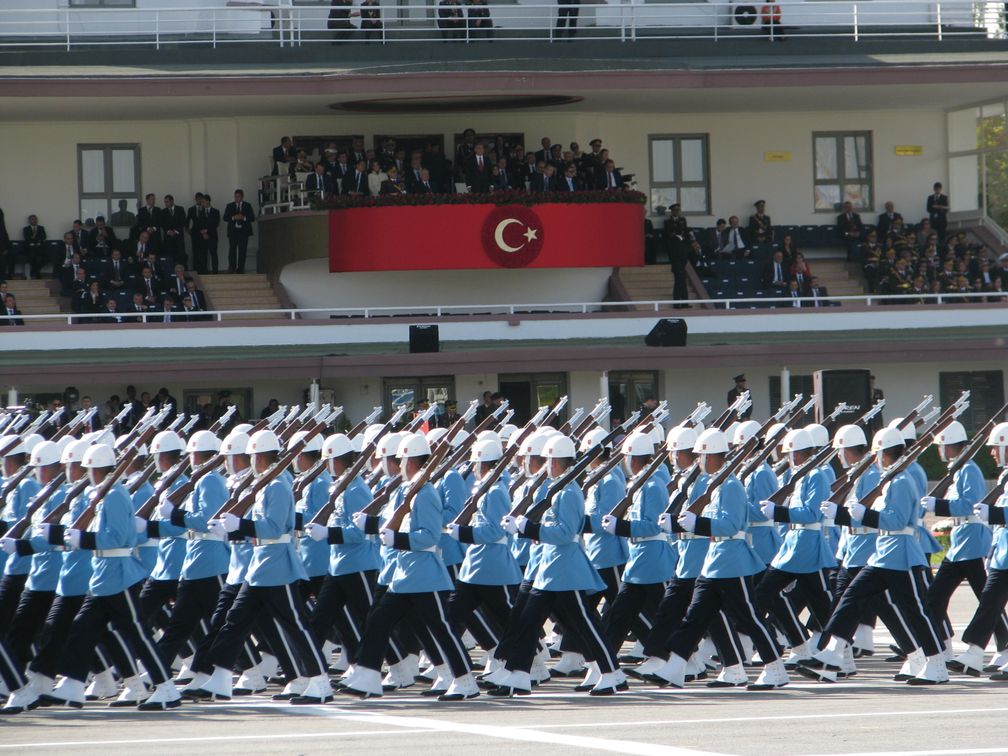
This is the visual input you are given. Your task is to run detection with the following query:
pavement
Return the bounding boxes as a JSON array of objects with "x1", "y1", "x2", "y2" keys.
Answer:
[{"x1": 3, "y1": 589, "x2": 1006, "y2": 756}]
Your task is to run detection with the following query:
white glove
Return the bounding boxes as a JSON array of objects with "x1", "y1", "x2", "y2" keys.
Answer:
[
  {"x1": 351, "y1": 511, "x2": 369, "y2": 529},
  {"x1": 221, "y1": 512, "x2": 241, "y2": 533},
  {"x1": 66, "y1": 529, "x2": 82, "y2": 549},
  {"x1": 379, "y1": 529, "x2": 395, "y2": 547},
  {"x1": 998, "y1": 494, "x2": 1008, "y2": 509},
  {"x1": 208, "y1": 520, "x2": 228, "y2": 539},
  {"x1": 920, "y1": 496, "x2": 936, "y2": 513},
  {"x1": 760, "y1": 500, "x2": 775, "y2": 519},
  {"x1": 448, "y1": 524, "x2": 460, "y2": 541},
  {"x1": 156, "y1": 499, "x2": 175, "y2": 520},
  {"x1": 677, "y1": 511, "x2": 697, "y2": 533},
  {"x1": 134, "y1": 516, "x2": 147, "y2": 534},
  {"x1": 658, "y1": 513, "x2": 673, "y2": 533},
  {"x1": 849, "y1": 501, "x2": 867, "y2": 521},
  {"x1": 515, "y1": 516, "x2": 529, "y2": 534},
  {"x1": 0, "y1": 538, "x2": 16, "y2": 555},
  {"x1": 305, "y1": 523, "x2": 328, "y2": 542},
  {"x1": 820, "y1": 501, "x2": 838, "y2": 519},
  {"x1": 974, "y1": 503, "x2": 990, "y2": 523},
  {"x1": 601, "y1": 515, "x2": 617, "y2": 535},
  {"x1": 502, "y1": 516, "x2": 518, "y2": 534},
  {"x1": 36, "y1": 523, "x2": 52, "y2": 539}
]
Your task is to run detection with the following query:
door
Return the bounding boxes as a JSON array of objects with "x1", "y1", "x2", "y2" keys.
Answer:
[
  {"x1": 383, "y1": 375, "x2": 455, "y2": 424},
  {"x1": 497, "y1": 372, "x2": 567, "y2": 427}
]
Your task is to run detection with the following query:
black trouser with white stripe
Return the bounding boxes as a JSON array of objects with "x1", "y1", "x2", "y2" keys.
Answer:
[
  {"x1": 640, "y1": 576, "x2": 742, "y2": 666},
  {"x1": 820, "y1": 566, "x2": 943, "y2": 657},
  {"x1": 508, "y1": 588, "x2": 617, "y2": 674},
  {"x1": 667, "y1": 576, "x2": 782, "y2": 664},
  {"x1": 962, "y1": 568, "x2": 1008, "y2": 650},
  {"x1": 755, "y1": 568, "x2": 833, "y2": 647},
  {"x1": 0, "y1": 573, "x2": 28, "y2": 635},
  {"x1": 156, "y1": 575, "x2": 225, "y2": 667},
  {"x1": 356, "y1": 589, "x2": 470, "y2": 677},
  {"x1": 927, "y1": 558, "x2": 1008, "y2": 648},
  {"x1": 310, "y1": 571, "x2": 377, "y2": 661},
  {"x1": 494, "y1": 579, "x2": 535, "y2": 663},
  {"x1": 448, "y1": 581, "x2": 514, "y2": 650},
  {"x1": 603, "y1": 581, "x2": 663, "y2": 658},
  {"x1": 6, "y1": 588, "x2": 57, "y2": 667},
  {"x1": 59, "y1": 582, "x2": 172, "y2": 685},
  {"x1": 0, "y1": 637, "x2": 27, "y2": 692},
  {"x1": 206, "y1": 582, "x2": 325, "y2": 679},
  {"x1": 190, "y1": 582, "x2": 259, "y2": 675}
]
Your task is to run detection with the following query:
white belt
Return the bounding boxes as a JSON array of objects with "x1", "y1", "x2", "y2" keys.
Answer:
[
  {"x1": 951, "y1": 515, "x2": 981, "y2": 526},
  {"x1": 188, "y1": 531, "x2": 225, "y2": 542},
  {"x1": 879, "y1": 527, "x2": 917, "y2": 536},
  {"x1": 749, "y1": 521, "x2": 774, "y2": 528},
  {"x1": 631, "y1": 534, "x2": 668, "y2": 544},
  {"x1": 253, "y1": 535, "x2": 292, "y2": 546},
  {"x1": 494, "y1": 537, "x2": 508, "y2": 545},
  {"x1": 822, "y1": 518, "x2": 835, "y2": 528},
  {"x1": 95, "y1": 548, "x2": 132, "y2": 558},
  {"x1": 790, "y1": 523, "x2": 822, "y2": 531},
  {"x1": 138, "y1": 538, "x2": 159, "y2": 548},
  {"x1": 848, "y1": 527, "x2": 876, "y2": 536},
  {"x1": 711, "y1": 533, "x2": 747, "y2": 543},
  {"x1": 679, "y1": 533, "x2": 706, "y2": 540},
  {"x1": 419, "y1": 546, "x2": 437, "y2": 553}
]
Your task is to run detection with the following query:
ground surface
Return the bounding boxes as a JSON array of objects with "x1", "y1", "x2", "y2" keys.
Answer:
[{"x1": 3, "y1": 589, "x2": 1005, "y2": 756}]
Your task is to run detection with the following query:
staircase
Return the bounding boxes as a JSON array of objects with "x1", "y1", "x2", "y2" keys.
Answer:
[
  {"x1": 199, "y1": 273, "x2": 287, "y2": 320},
  {"x1": 810, "y1": 258, "x2": 865, "y2": 299},
  {"x1": 8, "y1": 279, "x2": 63, "y2": 317},
  {"x1": 612, "y1": 265, "x2": 700, "y2": 309}
]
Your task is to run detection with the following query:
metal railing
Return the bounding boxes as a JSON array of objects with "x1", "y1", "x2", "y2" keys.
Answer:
[
  {"x1": 2, "y1": 290, "x2": 1004, "y2": 327},
  {"x1": 0, "y1": 1, "x2": 1001, "y2": 49}
]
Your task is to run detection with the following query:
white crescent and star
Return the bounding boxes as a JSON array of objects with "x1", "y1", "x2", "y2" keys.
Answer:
[{"x1": 493, "y1": 218, "x2": 538, "y2": 254}]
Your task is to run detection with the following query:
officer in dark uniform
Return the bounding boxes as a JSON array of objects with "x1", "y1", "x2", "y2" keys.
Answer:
[
  {"x1": 665, "y1": 204, "x2": 691, "y2": 308},
  {"x1": 727, "y1": 375, "x2": 753, "y2": 419}
]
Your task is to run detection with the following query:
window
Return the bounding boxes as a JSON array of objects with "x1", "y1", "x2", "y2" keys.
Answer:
[
  {"x1": 383, "y1": 376, "x2": 455, "y2": 419},
  {"x1": 183, "y1": 388, "x2": 253, "y2": 425},
  {"x1": 813, "y1": 131, "x2": 873, "y2": 212},
  {"x1": 608, "y1": 371, "x2": 658, "y2": 423},
  {"x1": 497, "y1": 373, "x2": 568, "y2": 427},
  {"x1": 648, "y1": 134, "x2": 710, "y2": 214},
  {"x1": 939, "y1": 371, "x2": 1004, "y2": 435},
  {"x1": 769, "y1": 374, "x2": 814, "y2": 413},
  {"x1": 77, "y1": 144, "x2": 140, "y2": 232}
]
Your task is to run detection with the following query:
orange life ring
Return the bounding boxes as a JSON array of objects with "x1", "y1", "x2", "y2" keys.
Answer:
[{"x1": 760, "y1": 4, "x2": 781, "y2": 23}]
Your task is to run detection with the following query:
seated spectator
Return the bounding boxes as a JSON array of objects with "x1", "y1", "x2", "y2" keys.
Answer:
[
  {"x1": 343, "y1": 159, "x2": 370, "y2": 196},
  {"x1": 59, "y1": 231, "x2": 81, "y2": 270},
  {"x1": 157, "y1": 294, "x2": 180, "y2": 323},
  {"x1": 136, "y1": 265, "x2": 163, "y2": 307},
  {"x1": 531, "y1": 163, "x2": 556, "y2": 193},
  {"x1": 860, "y1": 229, "x2": 882, "y2": 293},
  {"x1": 184, "y1": 278, "x2": 207, "y2": 313},
  {"x1": 78, "y1": 280, "x2": 105, "y2": 319},
  {"x1": 762, "y1": 249, "x2": 789, "y2": 291},
  {"x1": 127, "y1": 292, "x2": 151, "y2": 321},
  {"x1": 876, "y1": 201, "x2": 903, "y2": 237},
  {"x1": 704, "y1": 219, "x2": 727, "y2": 258},
  {"x1": 1, "y1": 293, "x2": 23, "y2": 326},
  {"x1": 87, "y1": 216, "x2": 117, "y2": 258},
  {"x1": 379, "y1": 166, "x2": 406, "y2": 195},
  {"x1": 103, "y1": 297, "x2": 126, "y2": 324},
  {"x1": 304, "y1": 163, "x2": 335, "y2": 201},
  {"x1": 260, "y1": 398, "x2": 280, "y2": 419},
  {"x1": 807, "y1": 276, "x2": 831, "y2": 307},
  {"x1": 491, "y1": 159, "x2": 512, "y2": 192},
  {"x1": 595, "y1": 159, "x2": 625, "y2": 191},
  {"x1": 367, "y1": 160, "x2": 387, "y2": 196},
  {"x1": 61, "y1": 252, "x2": 85, "y2": 296},
  {"x1": 289, "y1": 150, "x2": 314, "y2": 176},
  {"x1": 717, "y1": 215, "x2": 749, "y2": 258},
  {"x1": 105, "y1": 248, "x2": 130, "y2": 290},
  {"x1": 778, "y1": 233, "x2": 799, "y2": 265},
  {"x1": 786, "y1": 279, "x2": 803, "y2": 307},
  {"x1": 559, "y1": 163, "x2": 582, "y2": 192},
  {"x1": 790, "y1": 252, "x2": 813, "y2": 290},
  {"x1": 687, "y1": 239, "x2": 716, "y2": 278},
  {"x1": 166, "y1": 264, "x2": 188, "y2": 300},
  {"x1": 411, "y1": 168, "x2": 436, "y2": 195}
]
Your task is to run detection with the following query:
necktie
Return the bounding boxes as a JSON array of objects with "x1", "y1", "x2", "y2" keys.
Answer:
[
  {"x1": 478, "y1": 156, "x2": 483, "y2": 169},
  {"x1": 424, "y1": 182, "x2": 430, "y2": 191},
  {"x1": 609, "y1": 173, "x2": 615, "y2": 188},
  {"x1": 775, "y1": 263, "x2": 781, "y2": 282}
]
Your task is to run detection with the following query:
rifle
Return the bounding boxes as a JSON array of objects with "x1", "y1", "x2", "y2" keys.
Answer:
[
  {"x1": 39, "y1": 476, "x2": 90, "y2": 526},
  {"x1": 115, "y1": 407, "x2": 158, "y2": 451},
  {"x1": 51, "y1": 408, "x2": 96, "y2": 442},
  {"x1": 287, "y1": 406, "x2": 352, "y2": 499},
  {"x1": 429, "y1": 400, "x2": 504, "y2": 481},
  {"x1": 308, "y1": 446, "x2": 376, "y2": 526},
  {"x1": 164, "y1": 454, "x2": 226, "y2": 507},
  {"x1": 829, "y1": 452, "x2": 878, "y2": 502},
  {"x1": 568, "y1": 398, "x2": 610, "y2": 439},
  {"x1": 179, "y1": 414, "x2": 201, "y2": 438},
  {"x1": 452, "y1": 443, "x2": 523, "y2": 527},
  {"x1": 711, "y1": 391, "x2": 750, "y2": 431},
  {"x1": 70, "y1": 439, "x2": 151, "y2": 531},
  {"x1": 128, "y1": 461, "x2": 157, "y2": 495},
  {"x1": 30, "y1": 407, "x2": 63, "y2": 436},
  {"x1": 732, "y1": 396, "x2": 809, "y2": 486},
  {"x1": 523, "y1": 446, "x2": 605, "y2": 524},
  {"x1": 606, "y1": 450, "x2": 673, "y2": 519},
  {"x1": 381, "y1": 434, "x2": 457, "y2": 532},
  {"x1": 346, "y1": 406, "x2": 383, "y2": 440},
  {"x1": 505, "y1": 466, "x2": 550, "y2": 519},
  {"x1": 767, "y1": 444, "x2": 839, "y2": 506},
  {"x1": 928, "y1": 398, "x2": 1008, "y2": 497},
  {"x1": 208, "y1": 405, "x2": 238, "y2": 435},
  {"x1": 890, "y1": 394, "x2": 933, "y2": 436},
  {"x1": 6, "y1": 470, "x2": 67, "y2": 539},
  {"x1": 245, "y1": 406, "x2": 286, "y2": 436},
  {"x1": 280, "y1": 405, "x2": 316, "y2": 444},
  {"x1": 358, "y1": 474, "x2": 404, "y2": 518}
]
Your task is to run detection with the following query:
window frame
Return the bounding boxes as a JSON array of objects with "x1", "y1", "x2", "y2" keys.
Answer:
[
  {"x1": 647, "y1": 133, "x2": 711, "y2": 216},
  {"x1": 812, "y1": 130, "x2": 874, "y2": 213},
  {"x1": 939, "y1": 370, "x2": 1004, "y2": 435},
  {"x1": 77, "y1": 143, "x2": 141, "y2": 226}
]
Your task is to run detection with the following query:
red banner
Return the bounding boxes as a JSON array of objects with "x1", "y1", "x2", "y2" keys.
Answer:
[{"x1": 328, "y1": 202, "x2": 644, "y2": 272}]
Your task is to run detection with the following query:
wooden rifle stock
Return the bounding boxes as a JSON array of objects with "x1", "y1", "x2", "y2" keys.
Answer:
[
  {"x1": 664, "y1": 464, "x2": 701, "y2": 516},
  {"x1": 768, "y1": 446, "x2": 838, "y2": 506},
  {"x1": 829, "y1": 453, "x2": 877, "y2": 502},
  {"x1": 507, "y1": 467, "x2": 549, "y2": 519},
  {"x1": 165, "y1": 455, "x2": 225, "y2": 506},
  {"x1": 0, "y1": 464, "x2": 34, "y2": 500},
  {"x1": 7, "y1": 471, "x2": 67, "y2": 539},
  {"x1": 359, "y1": 474, "x2": 403, "y2": 517},
  {"x1": 40, "y1": 477, "x2": 90, "y2": 527},
  {"x1": 71, "y1": 450, "x2": 144, "y2": 531},
  {"x1": 452, "y1": 445, "x2": 521, "y2": 527},
  {"x1": 135, "y1": 460, "x2": 190, "y2": 520},
  {"x1": 583, "y1": 453, "x2": 625, "y2": 494},
  {"x1": 928, "y1": 400, "x2": 1008, "y2": 496},
  {"x1": 309, "y1": 450, "x2": 373, "y2": 526},
  {"x1": 606, "y1": 451, "x2": 670, "y2": 519},
  {"x1": 383, "y1": 442, "x2": 454, "y2": 532},
  {"x1": 50, "y1": 410, "x2": 90, "y2": 443},
  {"x1": 525, "y1": 446, "x2": 604, "y2": 524}
]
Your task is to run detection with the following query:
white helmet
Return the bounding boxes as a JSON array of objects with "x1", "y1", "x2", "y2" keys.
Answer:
[
  {"x1": 692, "y1": 421, "x2": 705, "y2": 434},
  {"x1": 579, "y1": 426, "x2": 608, "y2": 453},
  {"x1": 221, "y1": 431, "x2": 250, "y2": 456},
  {"x1": 425, "y1": 427, "x2": 449, "y2": 446},
  {"x1": 666, "y1": 425, "x2": 698, "y2": 453},
  {"x1": 476, "y1": 430, "x2": 501, "y2": 446},
  {"x1": 84, "y1": 430, "x2": 114, "y2": 448},
  {"x1": 248, "y1": 429, "x2": 281, "y2": 455},
  {"x1": 805, "y1": 423, "x2": 829, "y2": 448},
  {"x1": 732, "y1": 420, "x2": 762, "y2": 447},
  {"x1": 233, "y1": 423, "x2": 254, "y2": 434},
  {"x1": 725, "y1": 421, "x2": 741, "y2": 443},
  {"x1": 376, "y1": 432, "x2": 403, "y2": 459},
  {"x1": 186, "y1": 430, "x2": 221, "y2": 454},
  {"x1": 151, "y1": 430, "x2": 184, "y2": 455},
  {"x1": 322, "y1": 433, "x2": 354, "y2": 460},
  {"x1": 765, "y1": 422, "x2": 786, "y2": 445},
  {"x1": 470, "y1": 438, "x2": 503, "y2": 464},
  {"x1": 989, "y1": 421, "x2": 1008, "y2": 467},
  {"x1": 621, "y1": 430, "x2": 654, "y2": 457},
  {"x1": 62, "y1": 438, "x2": 91, "y2": 465},
  {"x1": 649, "y1": 424, "x2": 665, "y2": 447},
  {"x1": 362, "y1": 424, "x2": 386, "y2": 448},
  {"x1": 521, "y1": 429, "x2": 554, "y2": 458},
  {"x1": 693, "y1": 428, "x2": 730, "y2": 456},
  {"x1": 499, "y1": 424, "x2": 518, "y2": 444},
  {"x1": 0, "y1": 435, "x2": 24, "y2": 457},
  {"x1": 22, "y1": 433, "x2": 45, "y2": 456},
  {"x1": 449, "y1": 429, "x2": 470, "y2": 449},
  {"x1": 288, "y1": 430, "x2": 323, "y2": 455},
  {"x1": 56, "y1": 436, "x2": 76, "y2": 456},
  {"x1": 781, "y1": 428, "x2": 815, "y2": 468},
  {"x1": 543, "y1": 434, "x2": 576, "y2": 459},
  {"x1": 888, "y1": 416, "x2": 917, "y2": 442},
  {"x1": 871, "y1": 427, "x2": 906, "y2": 453},
  {"x1": 934, "y1": 421, "x2": 967, "y2": 447},
  {"x1": 396, "y1": 432, "x2": 431, "y2": 459},
  {"x1": 82, "y1": 443, "x2": 116, "y2": 469},
  {"x1": 30, "y1": 440, "x2": 60, "y2": 467},
  {"x1": 832, "y1": 424, "x2": 867, "y2": 450}
]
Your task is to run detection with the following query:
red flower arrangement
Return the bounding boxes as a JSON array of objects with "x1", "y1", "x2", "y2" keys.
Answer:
[{"x1": 313, "y1": 188, "x2": 646, "y2": 211}]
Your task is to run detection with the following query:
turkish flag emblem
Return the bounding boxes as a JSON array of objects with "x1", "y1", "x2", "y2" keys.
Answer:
[{"x1": 481, "y1": 205, "x2": 545, "y2": 268}]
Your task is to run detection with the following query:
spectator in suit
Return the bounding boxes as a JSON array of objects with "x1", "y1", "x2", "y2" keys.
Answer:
[
  {"x1": 379, "y1": 166, "x2": 407, "y2": 196},
  {"x1": 465, "y1": 143, "x2": 493, "y2": 193},
  {"x1": 423, "y1": 142, "x2": 453, "y2": 192},
  {"x1": 166, "y1": 264, "x2": 188, "y2": 301},
  {"x1": 807, "y1": 277, "x2": 831, "y2": 307},
  {"x1": 717, "y1": 215, "x2": 749, "y2": 258},
  {"x1": 135, "y1": 194, "x2": 162, "y2": 243},
  {"x1": 404, "y1": 154, "x2": 425, "y2": 193},
  {"x1": 22, "y1": 214, "x2": 47, "y2": 279},
  {"x1": 80, "y1": 396, "x2": 104, "y2": 430},
  {"x1": 328, "y1": 0, "x2": 354, "y2": 41},
  {"x1": 559, "y1": 163, "x2": 581, "y2": 192},
  {"x1": 224, "y1": 189, "x2": 255, "y2": 274},
  {"x1": 78, "y1": 281, "x2": 105, "y2": 321},
  {"x1": 555, "y1": 0, "x2": 580, "y2": 38},
  {"x1": 411, "y1": 168, "x2": 436, "y2": 195},
  {"x1": 534, "y1": 137, "x2": 552, "y2": 164},
  {"x1": 186, "y1": 192, "x2": 206, "y2": 272},
  {"x1": 157, "y1": 294, "x2": 180, "y2": 323},
  {"x1": 466, "y1": 0, "x2": 492, "y2": 39},
  {"x1": 185, "y1": 278, "x2": 208, "y2": 314},
  {"x1": 491, "y1": 158, "x2": 512, "y2": 191},
  {"x1": 199, "y1": 194, "x2": 221, "y2": 274},
  {"x1": 136, "y1": 265, "x2": 162, "y2": 307},
  {"x1": 132, "y1": 229, "x2": 156, "y2": 261},
  {"x1": 61, "y1": 261, "x2": 86, "y2": 298},
  {"x1": 102, "y1": 298, "x2": 126, "y2": 324},
  {"x1": 272, "y1": 137, "x2": 295, "y2": 174},
  {"x1": 927, "y1": 181, "x2": 950, "y2": 241},
  {"x1": 438, "y1": 0, "x2": 464, "y2": 39},
  {"x1": 876, "y1": 201, "x2": 903, "y2": 238},
  {"x1": 161, "y1": 195, "x2": 187, "y2": 266},
  {"x1": 87, "y1": 217, "x2": 117, "y2": 258},
  {"x1": 762, "y1": 249, "x2": 789, "y2": 291},
  {"x1": 359, "y1": 0, "x2": 383, "y2": 40},
  {"x1": 304, "y1": 163, "x2": 335, "y2": 201},
  {"x1": 343, "y1": 159, "x2": 370, "y2": 196},
  {"x1": 595, "y1": 159, "x2": 624, "y2": 190},
  {"x1": 786, "y1": 279, "x2": 804, "y2": 307},
  {"x1": 260, "y1": 398, "x2": 280, "y2": 419},
  {"x1": 1, "y1": 294, "x2": 23, "y2": 326},
  {"x1": 126, "y1": 292, "x2": 150, "y2": 322},
  {"x1": 531, "y1": 163, "x2": 556, "y2": 193},
  {"x1": 725, "y1": 375, "x2": 752, "y2": 419},
  {"x1": 836, "y1": 200, "x2": 864, "y2": 261},
  {"x1": 517, "y1": 153, "x2": 538, "y2": 188},
  {"x1": 790, "y1": 252, "x2": 813, "y2": 291}
]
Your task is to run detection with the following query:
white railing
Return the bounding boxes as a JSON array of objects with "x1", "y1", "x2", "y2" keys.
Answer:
[
  {"x1": 3, "y1": 290, "x2": 1004, "y2": 326},
  {"x1": 0, "y1": 1, "x2": 1000, "y2": 49}
]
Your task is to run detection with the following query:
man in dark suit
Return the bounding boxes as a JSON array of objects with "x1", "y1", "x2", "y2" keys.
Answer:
[
  {"x1": 199, "y1": 195, "x2": 221, "y2": 274},
  {"x1": 404, "y1": 155, "x2": 426, "y2": 194},
  {"x1": 184, "y1": 278, "x2": 211, "y2": 320},
  {"x1": 491, "y1": 158, "x2": 512, "y2": 191},
  {"x1": 342, "y1": 159, "x2": 370, "y2": 196},
  {"x1": 126, "y1": 292, "x2": 151, "y2": 322},
  {"x1": 135, "y1": 194, "x2": 162, "y2": 244},
  {"x1": 762, "y1": 249, "x2": 789, "y2": 291},
  {"x1": 160, "y1": 194, "x2": 187, "y2": 267},
  {"x1": 167, "y1": 264, "x2": 189, "y2": 301},
  {"x1": 135, "y1": 265, "x2": 162, "y2": 307},
  {"x1": 272, "y1": 137, "x2": 295, "y2": 174},
  {"x1": 87, "y1": 217, "x2": 117, "y2": 258},
  {"x1": 465, "y1": 144, "x2": 492, "y2": 194},
  {"x1": 157, "y1": 294, "x2": 180, "y2": 324},
  {"x1": 534, "y1": 137, "x2": 552, "y2": 164},
  {"x1": 1, "y1": 294, "x2": 23, "y2": 326},
  {"x1": 836, "y1": 200, "x2": 864, "y2": 261},
  {"x1": 102, "y1": 298, "x2": 126, "y2": 325},
  {"x1": 558, "y1": 163, "x2": 581, "y2": 192},
  {"x1": 807, "y1": 277, "x2": 831, "y2": 307},
  {"x1": 104, "y1": 248, "x2": 131, "y2": 290},
  {"x1": 58, "y1": 231, "x2": 81, "y2": 273},
  {"x1": 187, "y1": 192, "x2": 206, "y2": 273},
  {"x1": 875, "y1": 201, "x2": 903, "y2": 238},
  {"x1": 304, "y1": 164, "x2": 335, "y2": 202},
  {"x1": 726, "y1": 374, "x2": 752, "y2": 419},
  {"x1": 379, "y1": 167, "x2": 407, "y2": 196},
  {"x1": 531, "y1": 163, "x2": 556, "y2": 193},
  {"x1": 71, "y1": 219, "x2": 90, "y2": 254},
  {"x1": 224, "y1": 189, "x2": 255, "y2": 274},
  {"x1": 595, "y1": 159, "x2": 624, "y2": 190},
  {"x1": 22, "y1": 214, "x2": 46, "y2": 279},
  {"x1": 927, "y1": 181, "x2": 949, "y2": 241},
  {"x1": 411, "y1": 168, "x2": 436, "y2": 195}
]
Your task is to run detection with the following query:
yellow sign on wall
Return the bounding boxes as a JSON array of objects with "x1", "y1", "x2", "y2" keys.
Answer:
[
  {"x1": 895, "y1": 145, "x2": 923, "y2": 156},
  {"x1": 763, "y1": 151, "x2": 792, "y2": 162}
]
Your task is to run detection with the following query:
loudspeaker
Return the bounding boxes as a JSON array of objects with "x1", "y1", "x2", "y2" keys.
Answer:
[
  {"x1": 644, "y1": 318, "x2": 687, "y2": 347},
  {"x1": 814, "y1": 369, "x2": 871, "y2": 424},
  {"x1": 409, "y1": 324, "x2": 440, "y2": 353}
]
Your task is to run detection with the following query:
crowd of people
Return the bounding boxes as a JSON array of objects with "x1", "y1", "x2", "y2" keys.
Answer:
[{"x1": 271, "y1": 132, "x2": 629, "y2": 200}]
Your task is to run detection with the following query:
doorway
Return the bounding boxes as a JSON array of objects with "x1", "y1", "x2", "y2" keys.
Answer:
[{"x1": 497, "y1": 372, "x2": 567, "y2": 427}]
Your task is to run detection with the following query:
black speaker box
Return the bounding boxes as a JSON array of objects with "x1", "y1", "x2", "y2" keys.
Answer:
[
  {"x1": 409, "y1": 324, "x2": 440, "y2": 353},
  {"x1": 813, "y1": 369, "x2": 871, "y2": 423},
  {"x1": 645, "y1": 318, "x2": 687, "y2": 347}
]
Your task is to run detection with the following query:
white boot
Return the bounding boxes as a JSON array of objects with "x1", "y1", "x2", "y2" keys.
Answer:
[
  {"x1": 291, "y1": 673, "x2": 334, "y2": 704},
  {"x1": 648, "y1": 653, "x2": 687, "y2": 689},
  {"x1": 321, "y1": 640, "x2": 338, "y2": 662},
  {"x1": 26, "y1": 672, "x2": 54, "y2": 697},
  {"x1": 852, "y1": 624, "x2": 875, "y2": 656},
  {"x1": 420, "y1": 664, "x2": 452, "y2": 696},
  {"x1": 85, "y1": 669, "x2": 119, "y2": 700},
  {"x1": 589, "y1": 671, "x2": 623, "y2": 696},
  {"x1": 737, "y1": 634, "x2": 755, "y2": 666},
  {"x1": 895, "y1": 648, "x2": 927, "y2": 681},
  {"x1": 46, "y1": 677, "x2": 86, "y2": 708},
  {"x1": 943, "y1": 639, "x2": 954, "y2": 661},
  {"x1": 195, "y1": 666, "x2": 233, "y2": 701},
  {"x1": 949, "y1": 644, "x2": 985, "y2": 676},
  {"x1": 233, "y1": 666, "x2": 268, "y2": 695},
  {"x1": 382, "y1": 656, "x2": 417, "y2": 691},
  {"x1": 800, "y1": 637, "x2": 849, "y2": 683},
  {"x1": 550, "y1": 651, "x2": 586, "y2": 677},
  {"x1": 784, "y1": 641, "x2": 812, "y2": 668},
  {"x1": 138, "y1": 681, "x2": 182, "y2": 711},
  {"x1": 574, "y1": 661, "x2": 601, "y2": 692},
  {"x1": 685, "y1": 653, "x2": 708, "y2": 681},
  {"x1": 439, "y1": 672, "x2": 480, "y2": 701},
  {"x1": 175, "y1": 655, "x2": 194, "y2": 683},
  {"x1": 707, "y1": 663, "x2": 748, "y2": 688},
  {"x1": 109, "y1": 675, "x2": 148, "y2": 707},
  {"x1": 257, "y1": 652, "x2": 280, "y2": 681},
  {"x1": 627, "y1": 655, "x2": 666, "y2": 679},
  {"x1": 273, "y1": 676, "x2": 308, "y2": 701},
  {"x1": 461, "y1": 629, "x2": 478, "y2": 650},
  {"x1": 988, "y1": 647, "x2": 1008, "y2": 671},
  {"x1": 478, "y1": 665, "x2": 511, "y2": 689},
  {"x1": 332, "y1": 645, "x2": 350, "y2": 673},
  {"x1": 182, "y1": 671, "x2": 210, "y2": 693},
  {"x1": 839, "y1": 644, "x2": 858, "y2": 678},
  {"x1": 2, "y1": 684, "x2": 39, "y2": 714},
  {"x1": 908, "y1": 654, "x2": 949, "y2": 685},
  {"x1": 394, "y1": 654, "x2": 420, "y2": 685},
  {"x1": 747, "y1": 658, "x2": 789, "y2": 690},
  {"x1": 480, "y1": 649, "x2": 503, "y2": 677},
  {"x1": 487, "y1": 669, "x2": 531, "y2": 697},
  {"x1": 530, "y1": 648, "x2": 551, "y2": 684},
  {"x1": 417, "y1": 661, "x2": 438, "y2": 682},
  {"x1": 619, "y1": 639, "x2": 645, "y2": 662},
  {"x1": 339, "y1": 666, "x2": 383, "y2": 699}
]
